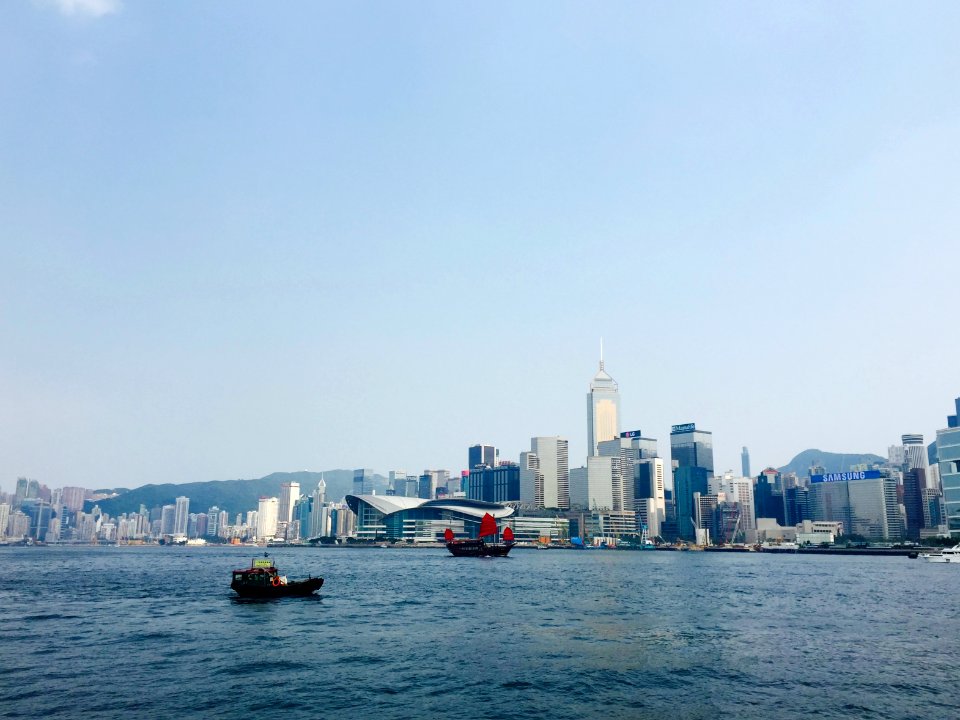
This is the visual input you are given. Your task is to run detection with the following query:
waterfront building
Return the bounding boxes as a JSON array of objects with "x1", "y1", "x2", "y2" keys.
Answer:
[
  {"x1": 570, "y1": 456, "x2": 622, "y2": 511},
  {"x1": 313, "y1": 478, "x2": 327, "y2": 507},
  {"x1": 784, "y1": 486, "x2": 811, "y2": 526},
  {"x1": 206, "y1": 506, "x2": 220, "y2": 537},
  {"x1": 61, "y1": 487, "x2": 87, "y2": 513},
  {"x1": 671, "y1": 423, "x2": 713, "y2": 540},
  {"x1": 598, "y1": 433, "x2": 659, "y2": 512},
  {"x1": 8, "y1": 510, "x2": 30, "y2": 539},
  {"x1": 468, "y1": 444, "x2": 498, "y2": 469},
  {"x1": 173, "y1": 496, "x2": 190, "y2": 537},
  {"x1": 293, "y1": 495, "x2": 312, "y2": 541},
  {"x1": 278, "y1": 483, "x2": 300, "y2": 526},
  {"x1": 160, "y1": 504, "x2": 176, "y2": 535},
  {"x1": 257, "y1": 496, "x2": 279, "y2": 540},
  {"x1": 754, "y1": 469, "x2": 786, "y2": 525},
  {"x1": 670, "y1": 423, "x2": 714, "y2": 476},
  {"x1": 903, "y1": 468, "x2": 927, "y2": 540},
  {"x1": 345, "y1": 495, "x2": 514, "y2": 542},
  {"x1": 634, "y1": 457, "x2": 666, "y2": 538},
  {"x1": 935, "y1": 397, "x2": 960, "y2": 538},
  {"x1": 796, "y1": 520, "x2": 844, "y2": 544},
  {"x1": 741, "y1": 447, "x2": 751, "y2": 478},
  {"x1": 808, "y1": 471, "x2": 903, "y2": 541},
  {"x1": 693, "y1": 492, "x2": 719, "y2": 544},
  {"x1": 504, "y1": 513, "x2": 570, "y2": 544},
  {"x1": 674, "y1": 466, "x2": 709, "y2": 540},
  {"x1": 0, "y1": 503, "x2": 9, "y2": 538},
  {"x1": 519, "y1": 451, "x2": 543, "y2": 507},
  {"x1": 194, "y1": 513, "x2": 207, "y2": 538},
  {"x1": 586, "y1": 510, "x2": 637, "y2": 544},
  {"x1": 353, "y1": 469, "x2": 375, "y2": 496},
  {"x1": 466, "y1": 463, "x2": 520, "y2": 504},
  {"x1": 530, "y1": 437, "x2": 570, "y2": 510},
  {"x1": 586, "y1": 350, "x2": 620, "y2": 456}
]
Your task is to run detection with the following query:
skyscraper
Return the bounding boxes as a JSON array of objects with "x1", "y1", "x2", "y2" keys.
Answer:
[
  {"x1": 173, "y1": 496, "x2": 190, "y2": 536},
  {"x1": 519, "y1": 451, "x2": 543, "y2": 507},
  {"x1": 586, "y1": 348, "x2": 620, "y2": 457},
  {"x1": 598, "y1": 434, "x2": 659, "y2": 512},
  {"x1": 901, "y1": 434, "x2": 929, "y2": 473},
  {"x1": 670, "y1": 424, "x2": 714, "y2": 475},
  {"x1": 467, "y1": 463, "x2": 520, "y2": 503},
  {"x1": 531, "y1": 436, "x2": 570, "y2": 510},
  {"x1": 353, "y1": 469, "x2": 374, "y2": 496},
  {"x1": 741, "y1": 447, "x2": 751, "y2": 478},
  {"x1": 257, "y1": 496, "x2": 279, "y2": 540},
  {"x1": 468, "y1": 445, "x2": 498, "y2": 469},
  {"x1": 278, "y1": 482, "x2": 300, "y2": 525},
  {"x1": 671, "y1": 423, "x2": 713, "y2": 540},
  {"x1": 936, "y1": 397, "x2": 960, "y2": 538},
  {"x1": 569, "y1": 456, "x2": 622, "y2": 511}
]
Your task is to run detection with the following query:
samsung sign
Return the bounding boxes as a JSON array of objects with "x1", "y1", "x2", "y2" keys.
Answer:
[
  {"x1": 810, "y1": 470, "x2": 881, "y2": 484},
  {"x1": 620, "y1": 430, "x2": 643, "y2": 438},
  {"x1": 671, "y1": 423, "x2": 696, "y2": 434}
]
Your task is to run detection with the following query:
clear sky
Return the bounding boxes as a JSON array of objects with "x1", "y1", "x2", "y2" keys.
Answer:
[{"x1": 2, "y1": 1, "x2": 959, "y2": 493}]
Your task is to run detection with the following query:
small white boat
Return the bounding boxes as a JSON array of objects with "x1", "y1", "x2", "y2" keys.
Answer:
[{"x1": 920, "y1": 543, "x2": 960, "y2": 563}]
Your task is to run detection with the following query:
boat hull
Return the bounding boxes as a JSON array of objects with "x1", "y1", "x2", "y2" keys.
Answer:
[
  {"x1": 446, "y1": 539, "x2": 513, "y2": 557},
  {"x1": 231, "y1": 577, "x2": 324, "y2": 598}
]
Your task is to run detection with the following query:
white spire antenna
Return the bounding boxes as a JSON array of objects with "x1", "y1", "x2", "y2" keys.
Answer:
[{"x1": 600, "y1": 337, "x2": 604, "y2": 371}]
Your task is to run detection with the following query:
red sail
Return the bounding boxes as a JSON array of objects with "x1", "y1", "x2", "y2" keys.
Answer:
[
  {"x1": 478, "y1": 513, "x2": 498, "y2": 539},
  {"x1": 443, "y1": 528, "x2": 454, "y2": 542},
  {"x1": 502, "y1": 526, "x2": 514, "y2": 542}
]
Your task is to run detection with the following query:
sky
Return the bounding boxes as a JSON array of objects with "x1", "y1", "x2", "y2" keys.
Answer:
[{"x1": 2, "y1": 1, "x2": 959, "y2": 493}]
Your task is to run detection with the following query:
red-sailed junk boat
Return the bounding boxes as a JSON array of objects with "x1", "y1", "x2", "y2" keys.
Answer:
[{"x1": 444, "y1": 513, "x2": 515, "y2": 557}]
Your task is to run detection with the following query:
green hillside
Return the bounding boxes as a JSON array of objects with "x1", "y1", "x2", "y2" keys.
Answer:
[
  {"x1": 88, "y1": 469, "x2": 389, "y2": 516},
  {"x1": 777, "y1": 449, "x2": 885, "y2": 477}
]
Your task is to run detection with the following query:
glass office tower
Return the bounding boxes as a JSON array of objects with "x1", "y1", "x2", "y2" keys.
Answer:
[{"x1": 936, "y1": 397, "x2": 960, "y2": 538}]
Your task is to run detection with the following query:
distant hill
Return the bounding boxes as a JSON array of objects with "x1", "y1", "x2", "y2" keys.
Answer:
[
  {"x1": 87, "y1": 469, "x2": 389, "y2": 517},
  {"x1": 777, "y1": 449, "x2": 886, "y2": 477}
]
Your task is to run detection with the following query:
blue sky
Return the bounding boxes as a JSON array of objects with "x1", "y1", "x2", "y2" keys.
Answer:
[{"x1": 2, "y1": 1, "x2": 959, "y2": 492}]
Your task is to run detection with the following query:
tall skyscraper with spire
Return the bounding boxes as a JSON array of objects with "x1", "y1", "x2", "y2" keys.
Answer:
[{"x1": 587, "y1": 341, "x2": 620, "y2": 456}]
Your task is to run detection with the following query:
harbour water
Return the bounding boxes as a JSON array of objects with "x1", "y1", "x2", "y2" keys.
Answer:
[{"x1": 1, "y1": 546, "x2": 958, "y2": 719}]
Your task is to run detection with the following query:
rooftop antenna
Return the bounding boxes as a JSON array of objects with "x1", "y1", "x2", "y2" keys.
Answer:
[{"x1": 600, "y1": 337, "x2": 604, "y2": 371}]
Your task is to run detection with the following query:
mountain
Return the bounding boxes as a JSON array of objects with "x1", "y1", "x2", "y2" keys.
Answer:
[
  {"x1": 777, "y1": 449, "x2": 886, "y2": 477},
  {"x1": 87, "y1": 469, "x2": 389, "y2": 517}
]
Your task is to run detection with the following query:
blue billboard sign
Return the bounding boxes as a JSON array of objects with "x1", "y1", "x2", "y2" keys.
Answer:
[
  {"x1": 671, "y1": 423, "x2": 696, "y2": 434},
  {"x1": 620, "y1": 430, "x2": 642, "y2": 438},
  {"x1": 810, "y1": 470, "x2": 881, "y2": 484}
]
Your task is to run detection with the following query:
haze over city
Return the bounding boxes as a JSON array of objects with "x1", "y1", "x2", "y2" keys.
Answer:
[{"x1": 2, "y1": 1, "x2": 959, "y2": 493}]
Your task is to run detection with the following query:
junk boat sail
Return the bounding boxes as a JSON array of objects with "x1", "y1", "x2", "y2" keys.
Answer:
[
  {"x1": 445, "y1": 513, "x2": 515, "y2": 557},
  {"x1": 230, "y1": 556, "x2": 324, "y2": 597}
]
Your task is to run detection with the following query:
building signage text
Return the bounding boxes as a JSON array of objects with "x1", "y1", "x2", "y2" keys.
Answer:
[{"x1": 810, "y1": 470, "x2": 882, "y2": 484}]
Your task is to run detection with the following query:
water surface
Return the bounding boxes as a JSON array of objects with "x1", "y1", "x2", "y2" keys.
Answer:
[{"x1": 1, "y1": 546, "x2": 957, "y2": 719}]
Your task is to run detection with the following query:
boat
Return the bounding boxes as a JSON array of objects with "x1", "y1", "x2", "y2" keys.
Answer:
[
  {"x1": 919, "y1": 543, "x2": 960, "y2": 563},
  {"x1": 444, "y1": 513, "x2": 514, "y2": 557},
  {"x1": 230, "y1": 556, "x2": 324, "y2": 597}
]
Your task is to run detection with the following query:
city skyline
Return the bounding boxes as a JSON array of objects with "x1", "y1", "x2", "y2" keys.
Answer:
[{"x1": 3, "y1": 3, "x2": 959, "y2": 492}]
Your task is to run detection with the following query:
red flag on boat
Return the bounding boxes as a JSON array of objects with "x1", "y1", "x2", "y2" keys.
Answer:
[
  {"x1": 503, "y1": 526, "x2": 514, "y2": 542},
  {"x1": 478, "y1": 513, "x2": 498, "y2": 539},
  {"x1": 443, "y1": 528, "x2": 454, "y2": 542}
]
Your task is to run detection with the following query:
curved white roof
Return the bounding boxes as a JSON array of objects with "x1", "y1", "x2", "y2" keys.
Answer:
[{"x1": 346, "y1": 495, "x2": 514, "y2": 520}]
